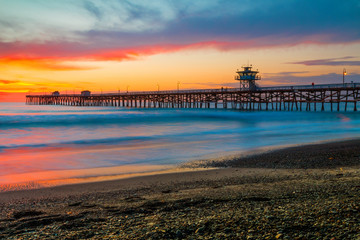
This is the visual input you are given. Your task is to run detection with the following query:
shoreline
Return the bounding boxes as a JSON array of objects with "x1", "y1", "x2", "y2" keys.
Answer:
[
  {"x1": 2, "y1": 137, "x2": 360, "y2": 194},
  {"x1": 184, "y1": 138, "x2": 360, "y2": 169},
  {"x1": 0, "y1": 139, "x2": 359, "y2": 239}
]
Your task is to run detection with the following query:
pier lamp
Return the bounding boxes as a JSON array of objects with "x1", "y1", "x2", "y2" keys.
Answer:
[
  {"x1": 177, "y1": 81, "x2": 180, "y2": 91},
  {"x1": 157, "y1": 83, "x2": 160, "y2": 92},
  {"x1": 343, "y1": 68, "x2": 347, "y2": 84}
]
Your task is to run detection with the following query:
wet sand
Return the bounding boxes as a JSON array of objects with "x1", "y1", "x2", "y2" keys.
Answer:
[{"x1": 0, "y1": 140, "x2": 359, "y2": 239}]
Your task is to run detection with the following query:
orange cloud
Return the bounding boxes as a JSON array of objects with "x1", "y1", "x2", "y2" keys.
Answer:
[
  {"x1": 0, "y1": 41, "x2": 246, "y2": 69},
  {"x1": 0, "y1": 78, "x2": 76, "y2": 97},
  {"x1": 0, "y1": 79, "x2": 20, "y2": 84},
  {"x1": 0, "y1": 39, "x2": 288, "y2": 80},
  {"x1": 0, "y1": 40, "x2": 252, "y2": 97},
  {"x1": 0, "y1": 79, "x2": 73, "y2": 87},
  {"x1": 86, "y1": 41, "x2": 249, "y2": 61},
  {"x1": 0, "y1": 58, "x2": 98, "y2": 71},
  {"x1": 0, "y1": 44, "x2": 183, "y2": 70}
]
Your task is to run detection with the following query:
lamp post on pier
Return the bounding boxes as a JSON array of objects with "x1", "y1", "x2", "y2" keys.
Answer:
[
  {"x1": 177, "y1": 81, "x2": 180, "y2": 92},
  {"x1": 343, "y1": 68, "x2": 347, "y2": 84}
]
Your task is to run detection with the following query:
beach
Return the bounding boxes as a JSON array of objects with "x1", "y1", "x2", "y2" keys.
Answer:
[{"x1": 0, "y1": 140, "x2": 359, "y2": 239}]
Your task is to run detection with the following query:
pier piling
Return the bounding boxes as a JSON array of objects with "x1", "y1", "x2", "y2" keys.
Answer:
[{"x1": 26, "y1": 83, "x2": 360, "y2": 112}]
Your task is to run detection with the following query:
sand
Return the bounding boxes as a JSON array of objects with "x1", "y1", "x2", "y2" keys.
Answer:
[{"x1": 0, "y1": 140, "x2": 359, "y2": 239}]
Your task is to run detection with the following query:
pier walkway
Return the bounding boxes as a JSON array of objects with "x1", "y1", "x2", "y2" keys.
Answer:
[{"x1": 26, "y1": 83, "x2": 360, "y2": 111}]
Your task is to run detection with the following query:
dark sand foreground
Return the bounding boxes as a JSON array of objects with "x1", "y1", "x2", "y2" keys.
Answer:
[{"x1": 0, "y1": 140, "x2": 359, "y2": 239}]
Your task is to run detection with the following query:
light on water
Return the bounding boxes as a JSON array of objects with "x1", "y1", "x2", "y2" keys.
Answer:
[{"x1": 1, "y1": 102, "x2": 360, "y2": 191}]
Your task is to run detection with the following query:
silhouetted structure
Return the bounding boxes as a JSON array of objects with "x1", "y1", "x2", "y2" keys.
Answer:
[
  {"x1": 81, "y1": 90, "x2": 91, "y2": 96},
  {"x1": 235, "y1": 65, "x2": 261, "y2": 91},
  {"x1": 26, "y1": 66, "x2": 360, "y2": 111},
  {"x1": 26, "y1": 83, "x2": 360, "y2": 112}
]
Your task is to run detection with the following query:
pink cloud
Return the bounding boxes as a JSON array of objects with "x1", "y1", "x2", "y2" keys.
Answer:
[
  {"x1": 289, "y1": 56, "x2": 360, "y2": 66},
  {"x1": 0, "y1": 37, "x2": 358, "y2": 71},
  {"x1": 0, "y1": 40, "x2": 273, "y2": 67}
]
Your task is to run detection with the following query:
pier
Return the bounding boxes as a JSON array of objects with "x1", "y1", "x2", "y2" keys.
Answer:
[
  {"x1": 26, "y1": 65, "x2": 360, "y2": 111},
  {"x1": 26, "y1": 83, "x2": 360, "y2": 111}
]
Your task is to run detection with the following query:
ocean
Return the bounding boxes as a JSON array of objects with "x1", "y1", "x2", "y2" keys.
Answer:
[{"x1": 1, "y1": 102, "x2": 360, "y2": 191}]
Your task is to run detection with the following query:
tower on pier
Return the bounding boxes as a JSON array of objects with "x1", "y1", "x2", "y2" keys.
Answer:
[{"x1": 235, "y1": 64, "x2": 261, "y2": 91}]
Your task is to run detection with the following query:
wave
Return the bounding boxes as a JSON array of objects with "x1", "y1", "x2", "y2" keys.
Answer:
[
  {"x1": 2, "y1": 103, "x2": 360, "y2": 189},
  {"x1": 0, "y1": 135, "x2": 158, "y2": 151},
  {"x1": 1, "y1": 108, "x2": 357, "y2": 129}
]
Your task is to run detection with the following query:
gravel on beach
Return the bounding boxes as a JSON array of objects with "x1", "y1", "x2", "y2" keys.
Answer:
[{"x1": 0, "y1": 140, "x2": 359, "y2": 239}]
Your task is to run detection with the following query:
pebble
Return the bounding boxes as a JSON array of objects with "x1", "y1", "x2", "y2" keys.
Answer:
[{"x1": 0, "y1": 165, "x2": 359, "y2": 240}]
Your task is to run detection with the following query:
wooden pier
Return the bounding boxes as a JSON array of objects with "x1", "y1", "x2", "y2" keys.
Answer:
[{"x1": 26, "y1": 83, "x2": 360, "y2": 112}]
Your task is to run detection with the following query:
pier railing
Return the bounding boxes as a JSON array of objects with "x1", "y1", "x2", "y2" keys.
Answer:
[
  {"x1": 26, "y1": 82, "x2": 360, "y2": 111},
  {"x1": 26, "y1": 83, "x2": 360, "y2": 97},
  {"x1": 259, "y1": 83, "x2": 360, "y2": 91},
  {"x1": 93, "y1": 83, "x2": 360, "y2": 96}
]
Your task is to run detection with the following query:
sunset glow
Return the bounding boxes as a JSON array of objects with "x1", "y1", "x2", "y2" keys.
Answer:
[{"x1": 1, "y1": 0, "x2": 359, "y2": 102}]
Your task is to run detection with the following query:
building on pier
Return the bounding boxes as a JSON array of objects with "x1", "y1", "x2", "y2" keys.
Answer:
[
  {"x1": 81, "y1": 90, "x2": 91, "y2": 96},
  {"x1": 235, "y1": 65, "x2": 261, "y2": 91}
]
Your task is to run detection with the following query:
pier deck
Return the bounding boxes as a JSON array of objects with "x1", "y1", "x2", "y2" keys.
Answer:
[{"x1": 26, "y1": 83, "x2": 360, "y2": 111}]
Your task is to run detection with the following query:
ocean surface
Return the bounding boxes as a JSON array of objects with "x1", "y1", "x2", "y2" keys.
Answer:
[{"x1": 1, "y1": 102, "x2": 360, "y2": 191}]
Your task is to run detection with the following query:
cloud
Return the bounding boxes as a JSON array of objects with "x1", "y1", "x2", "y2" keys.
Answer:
[
  {"x1": 264, "y1": 71, "x2": 310, "y2": 76},
  {"x1": 0, "y1": 0, "x2": 359, "y2": 65},
  {"x1": 0, "y1": 0, "x2": 177, "y2": 42},
  {"x1": 0, "y1": 78, "x2": 75, "y2": 94},
  {"x1": 0, "y1": 80, "x2": 20, "y2": 84},
  {"x1": 79, "y1": 0, "x2": 360, "y2": 47},
  {"x1": 260, "y1": 73, "x2": 360, "y2": 86},
  {"x1": 1, "y1": 0, "x2": 359, "y2": 44},
  {"x1": 86, "y1": 41, "x2": 248, "y2": 61},
  {"x1": 289, "y1": 56, "x2": 360, "y2": 66},
  {"x1": 0, "y1": 57, "x2": 98, "y2": 71},
  {"x1": 215, "y1": 72, "x2": 360, "y2": 88},
  {"x1": 0, "y1": 40, "x2": 246, "y2": 66}
]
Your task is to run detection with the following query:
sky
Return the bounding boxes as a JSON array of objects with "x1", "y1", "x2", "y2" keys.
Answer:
[{"x1": 0, "y1": 0, "x2": 360, "y2": 101}]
